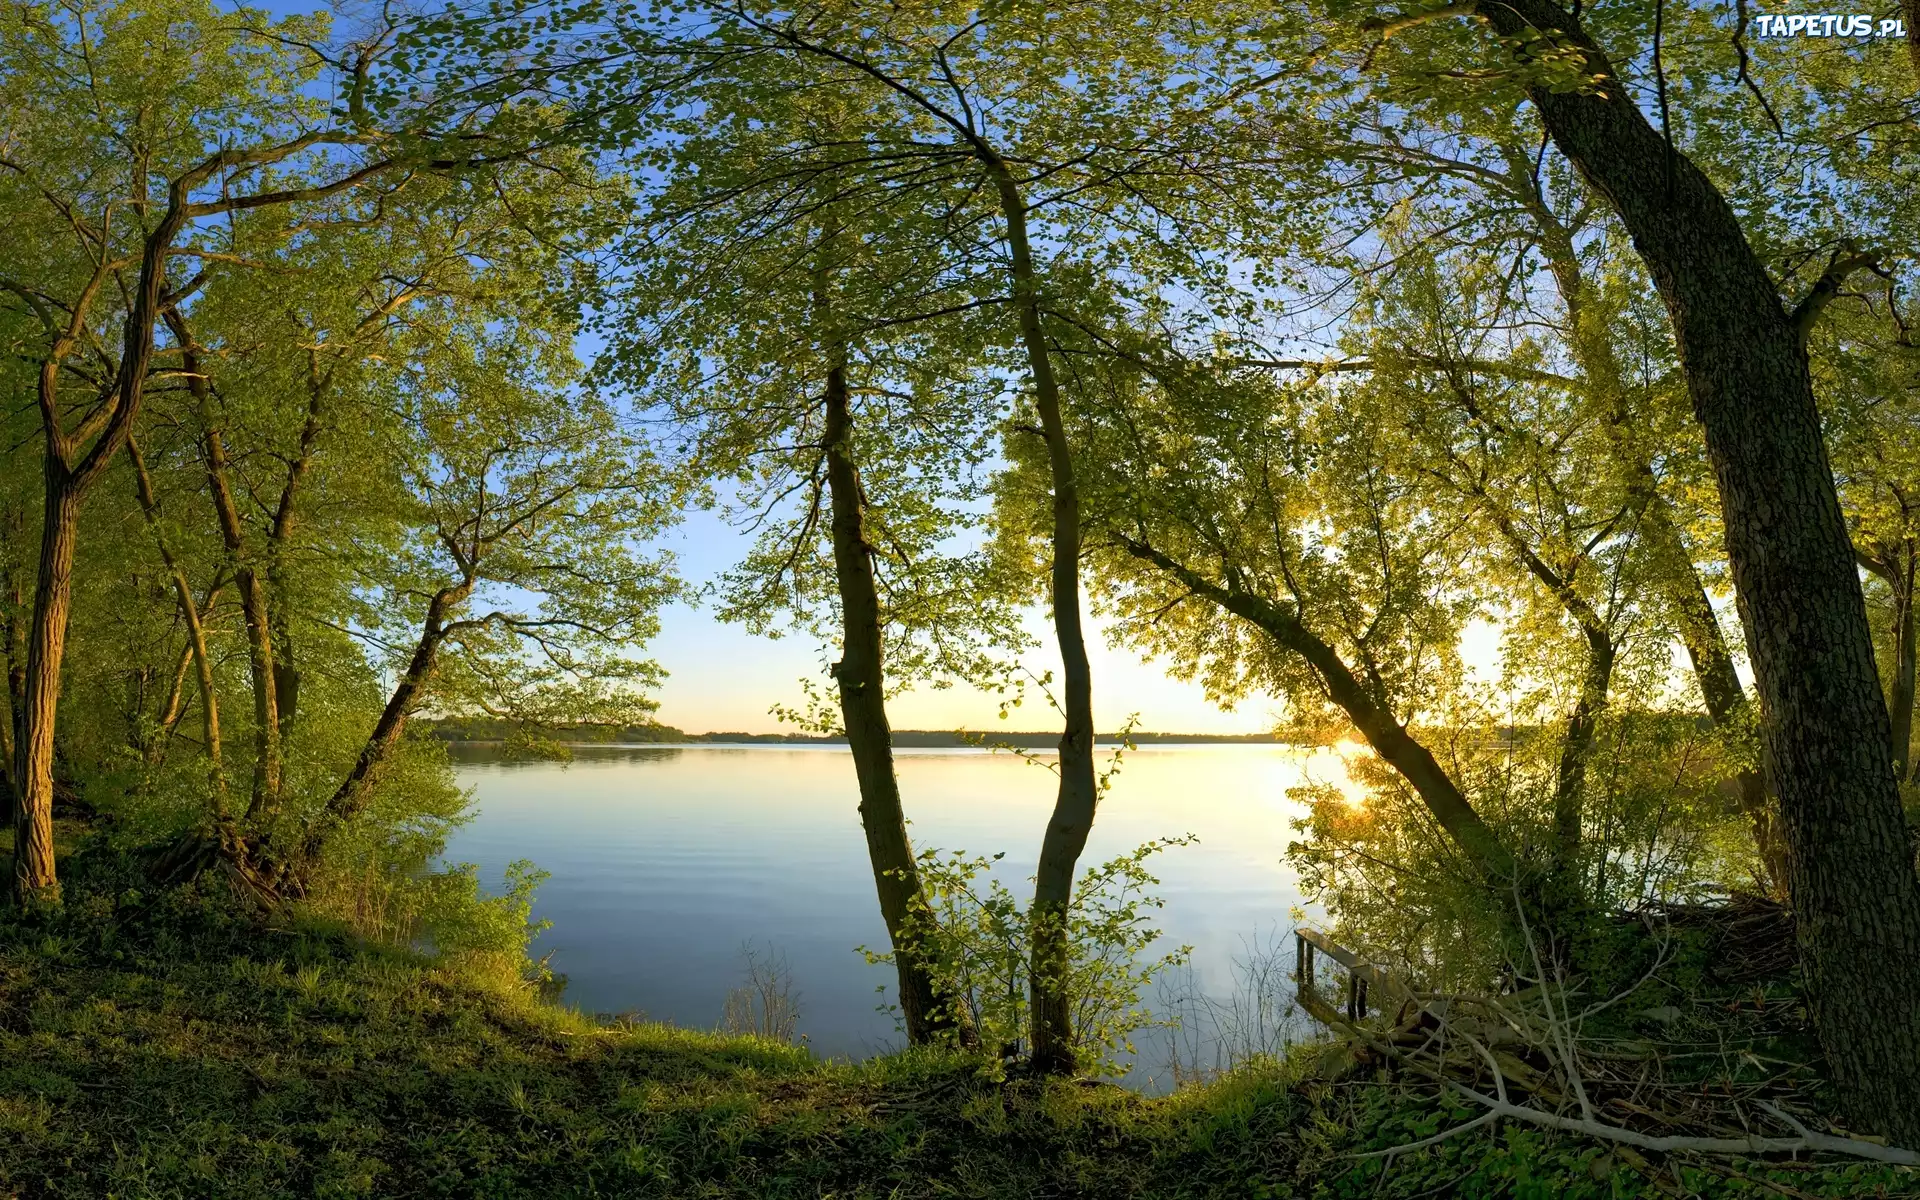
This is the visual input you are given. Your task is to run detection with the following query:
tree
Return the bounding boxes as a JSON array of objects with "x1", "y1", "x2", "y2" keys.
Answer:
[
  {"x1": 0, "y1": 0, "x2": 446, "y2": 902},
  {"x1": 482, "y1": 0, "x2": 1304, "y2": 1068},
  {"x1": 1061, "y1": 340, "x2": 1516, "y2": 881},
  {"x1": 292, "y1": 319, "x2": 676, "y2": 877},
  {"x1": 599, "y1": 76, "x2": 1021, "y2": 1044},
  {"x1": 1356, "y1": 0, "x2": 1920, "y2": 1139}
]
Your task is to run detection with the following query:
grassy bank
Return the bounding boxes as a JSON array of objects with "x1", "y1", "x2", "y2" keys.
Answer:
[{"x1": 1, "y1": 843, "x2": 1913, "y2": 1198}]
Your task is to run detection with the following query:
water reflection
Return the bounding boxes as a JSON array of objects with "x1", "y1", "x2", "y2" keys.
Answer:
[{"x1": 441, "y1": 742, "x2": 1344, "y2": 1088}]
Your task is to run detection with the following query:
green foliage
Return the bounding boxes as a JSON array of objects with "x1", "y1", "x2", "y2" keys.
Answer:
[{"x1": 865, "y1": 835, "x2": 1195, "y2": 1078}]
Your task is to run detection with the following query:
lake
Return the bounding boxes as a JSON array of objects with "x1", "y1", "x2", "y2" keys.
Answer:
[{"x1": 443, "y1": 742, "x2": 1348, "y2": 1088}]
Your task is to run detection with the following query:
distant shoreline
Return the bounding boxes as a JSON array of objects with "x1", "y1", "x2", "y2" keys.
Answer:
[{"x1": 420, "y1": 719, "x2": 1319, "y2": 748}]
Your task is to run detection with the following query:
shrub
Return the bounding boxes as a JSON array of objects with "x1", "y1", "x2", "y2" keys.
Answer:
[{"x1": 865, "y1": 835, "x2": 1195, "y2": 1077}]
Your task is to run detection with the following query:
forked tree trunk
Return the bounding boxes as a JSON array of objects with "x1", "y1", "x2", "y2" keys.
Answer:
[
  {"x1": 990, "y1": 160, "x2": 1100, "y2": 1074},
  {"x1": 1469, "y1": 0, "x2": 1920, "y2": 1140},
  {"x1": 819, "y1": 348, "x2": 973, "y2": 1047}
]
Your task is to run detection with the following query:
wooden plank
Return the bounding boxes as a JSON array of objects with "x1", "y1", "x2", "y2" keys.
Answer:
[
  {"x1": 1296, "y1": 927, "x2": 1411, "y2": 1006},
  {"x1": 1295, "y1": 980, "x2": 1347, "y2": 1028}
]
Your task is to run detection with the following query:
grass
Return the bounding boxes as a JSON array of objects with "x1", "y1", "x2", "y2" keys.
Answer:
[{"x1": 0, "y1": 839, "x2": 1915, "y2": 1198}]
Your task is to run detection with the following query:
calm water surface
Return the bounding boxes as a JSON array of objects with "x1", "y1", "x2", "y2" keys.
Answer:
[{"x1": 443, "y1": 743, "x2": 1347, "y2": 1082}]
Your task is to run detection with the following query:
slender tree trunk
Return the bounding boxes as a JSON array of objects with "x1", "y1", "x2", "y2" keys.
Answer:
[
  {"x1": 1552, "y1": 627, "x2": 1613, "y2": 864},
  {"x1": 819, "y1": 352, "x2": 972, "y2": 1046},
  {"x1": 265, "y1": 360, "x2": 324, "y2": 741},
  {"x1": 1471, "y1": 0, "x2": 1920, "y2": 1140},
  {"x1": 810, "y1": 248, "x2": 974, "y2": 1046},
  {"x1": 989, "y1": 161, "x2": 1099, "y2": 1074},
  {"x1": 204, "y1": 431, "x2": 279, "y2": 819},
  {"x1": 128, "y1": 437, "x2": 226, "y2": 801},
  {"x1": 170, "y1": 314, "x2": 281, "y2": 823},
  {"x1": 154, "y1": 639, "x2": 193, "y2": 746},
  {"x1": 295, "y1": 582, "x2": 468, "y2": 872},
  {"x1": 1863, "y1": 547, "x2": 1918, "y2": 782},
  {"x1": 1120, "y1": 536, "x2": 1515, "y2": 878},
  {"x1": 124, "y1": 653, "x2": 155, "y2": 756},
  {"x1": 1525, "y1": 174, "x2": 1788, "y2": 894},
  {"x1": 12, "y1": 474, "x2": 79, "y2": 905}
]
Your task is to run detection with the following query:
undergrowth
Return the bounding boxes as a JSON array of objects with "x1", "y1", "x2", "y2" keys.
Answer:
[{"x1": 0, "y1": 838, "x2": 1914, "y2": 1197}]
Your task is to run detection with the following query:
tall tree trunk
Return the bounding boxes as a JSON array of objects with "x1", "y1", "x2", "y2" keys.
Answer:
[
  {"x1": 1469, "y1": 0, "x2": 1920, "y2": 1140},
  {"x1": 12, "y1": 476, "x2": 79, "y2": 904},
  {"x1": 810, "y1": 246, "x2": 973, "y2": 1046},
  {"x1": 819, "y1": 350, "x2": 972, "y2": 1047},
  {"x1": 989, "y1": 161, "x2": 1099, "y2": 1074},
  {"x1": 294, "y1": 581, "x2": 468, "y2": 873},
  {"x1": 128, "y1": 437, "x2": 226, "y2": 801},
  {"x1": 169, "y1": 313, "x2": 281, "y2": 822},
  {"x1": 1522, "y1": 167, "x2": 1787, "y2": 894}
]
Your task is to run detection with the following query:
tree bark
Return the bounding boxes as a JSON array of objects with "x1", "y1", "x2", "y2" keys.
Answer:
[
  {"x1": 1468, "y1": 0, "x2": 1920, "y2": 1140},
  {"x1": 11, "y1": 173, "x2": 189, "y2": 903},
  {"x1": 819, "y1": 347, "x2": 972, "y2": 1047},
  {"x1": 1896, "y1": 561, "x2": 1916, "y2": 782},
  {"x1": 168, "y1": 312, "x2": 282, "y2": 823},
  {"x1": 1903, "y1": 0, "x2": 1920, "y2": 85},
  {"x1": 990, "y1": 161, "x2": 1100, "y2": 1074},
  {"x1": 11, "y1": 478, "x2": 78, "y2": 904},
  {"x1": 128, "y1": 437, "x2": 226, "y2": 801},
  {"x1": 294, "y1": 581, "x2": 469, "y2": 873}
]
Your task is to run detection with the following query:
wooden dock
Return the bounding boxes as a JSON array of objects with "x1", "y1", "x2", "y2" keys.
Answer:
[{"x1": 1293, "y1": 926, "x2": 1409, "y2": 1027}]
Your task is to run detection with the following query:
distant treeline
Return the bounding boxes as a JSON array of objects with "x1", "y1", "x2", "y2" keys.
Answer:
[{"x1": 417, "y1": 717, "x2": 1312, "y2": 747}]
